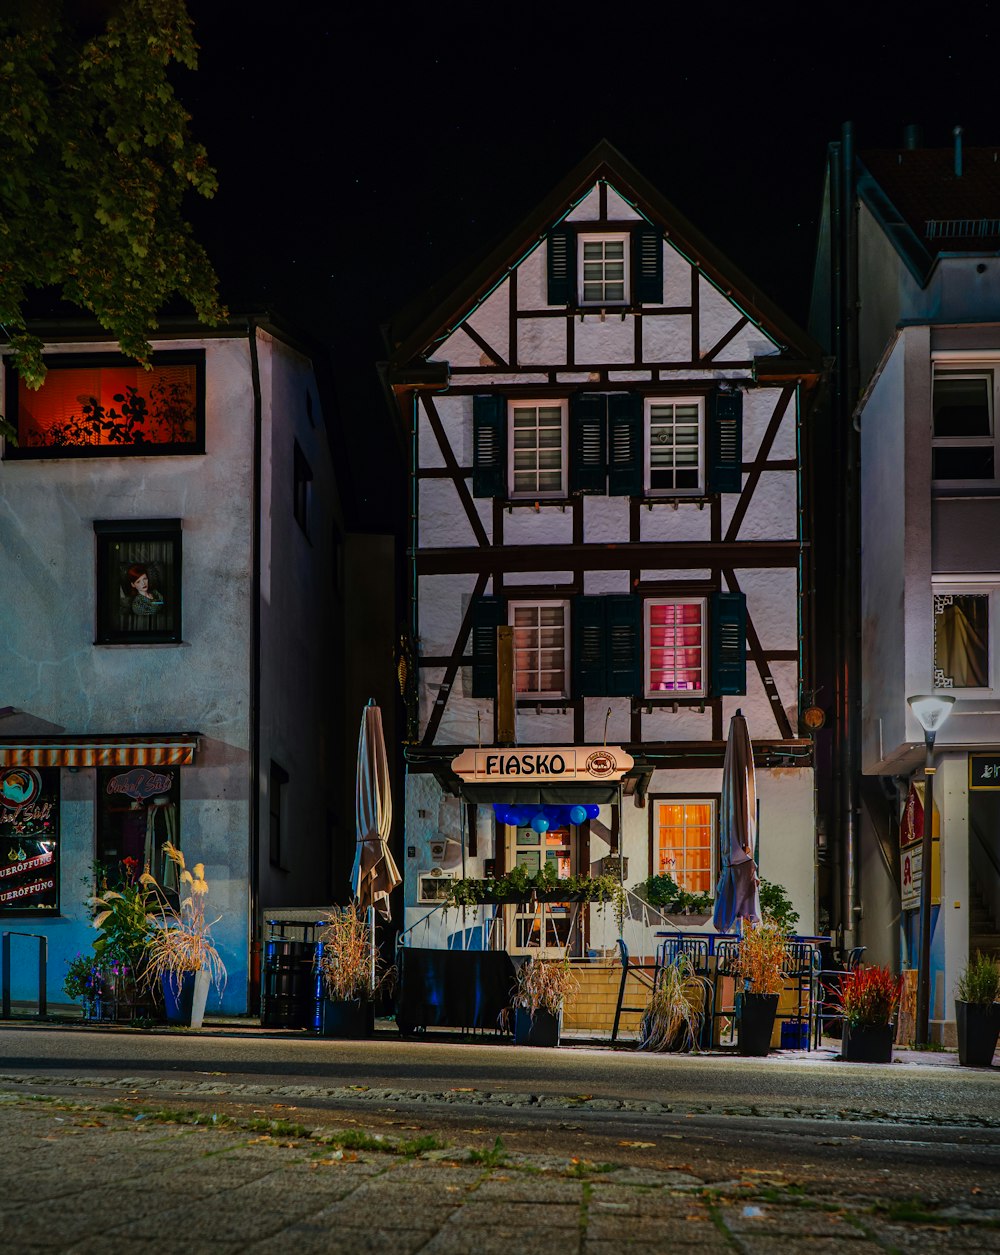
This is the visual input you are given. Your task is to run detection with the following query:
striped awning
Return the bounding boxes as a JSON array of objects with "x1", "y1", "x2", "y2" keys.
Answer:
[{"x1": 0, "y1": 734, "x2": 200, "y2": 768}]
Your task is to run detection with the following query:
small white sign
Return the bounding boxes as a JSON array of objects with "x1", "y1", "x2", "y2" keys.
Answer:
[
  {"x1": 901, "y1": 846, "x2": 922, "y2": 911},
  {"x1": 451, "y1": 746, "x2": 634, "y2": 784}
]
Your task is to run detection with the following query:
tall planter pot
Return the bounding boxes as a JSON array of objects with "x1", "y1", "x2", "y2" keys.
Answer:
[
  {"x1": 320, "y1": 998, "x2": 375, "y2": 1038},
  {"x1": 738, "y1": 992, "x2": 779, "y2": 1056},
  {"x1": 162, "y1": 970, "x2": 211, "y2": 1028},
  {"x1": 956, "y1": 1001, "x2": 1000, "y2": 1067},
  {"x1": 842, "y1": 1022, "x2": 894, "y2": 1063},
  {"x1": 514, "y1": 1007, "x2": 562, "y2": 1047}
]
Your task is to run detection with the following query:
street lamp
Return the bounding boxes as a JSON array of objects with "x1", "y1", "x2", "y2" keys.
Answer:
[{"x1": 906, "y1": 692, "x2": 956, "y2": 1045}]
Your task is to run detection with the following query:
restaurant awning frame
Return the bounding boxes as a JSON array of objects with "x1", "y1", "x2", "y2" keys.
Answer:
[{"x1": 0, "y1": 734, "x2": 201, "y2": 768}]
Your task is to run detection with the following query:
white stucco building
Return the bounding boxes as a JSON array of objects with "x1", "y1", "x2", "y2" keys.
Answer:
[
  {"x1": 812, "y1": 129, "x2": 1000, "y2": 1041},
  {"x1": 0, "y1": 317, "x2": 343, "y2": 1014},
  {"x1": 382, "y1": 143, "x2": 823, "y2": 1003}
]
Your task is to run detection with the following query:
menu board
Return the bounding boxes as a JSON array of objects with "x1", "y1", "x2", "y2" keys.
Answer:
[{"x1": 0, "y1": 768, "x2": 59, "y2": 913}]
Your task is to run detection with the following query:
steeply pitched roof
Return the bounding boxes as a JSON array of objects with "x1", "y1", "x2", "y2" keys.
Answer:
[
  {"x1": 858, "y1": 146, "x2": 1000, "y2": 281},
  {"x1": 386, "y1": 139, "x2": 821, "y2": 370}
]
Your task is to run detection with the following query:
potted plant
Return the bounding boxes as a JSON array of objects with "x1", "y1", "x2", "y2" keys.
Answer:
[
  {"x1": 955, "y1": 951, "x2": 1000, "y2": 1067},
  {"x1": 834, "y1": 965, "x2": 902, "y2": 1063},
  {"x1": 142, "y1": 843, "x2": 227, "y2": 1027},
  {"x1": 315, "y1": 905, "x2": 390, "y2": 1037},
  {"x1": 510, "y1": 956, "x2": 579, "y2": 1047},
  {"x1": 638, "y1": 954, "x2": 711, "y2": 1052},
  {"x1": 635, "y1": 873, "x2": 713, "y2": 925},
  {"x1": 63, "y1": 952, "x2": 114, "y2": 1022},
  {"x1": 732, "y1": 919, "x2": 786, "y2": 1056},
  {"x1": 90, "y1": 858, "x2": 161, "y2": 1021}
]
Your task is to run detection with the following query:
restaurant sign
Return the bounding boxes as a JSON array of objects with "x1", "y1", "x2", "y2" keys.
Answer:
[
  {"x1": 451, "y1": 746, "x2": 634, "y2": 784},
  {"x1": 970, "y1": 755, "x2": 1000, "y2": 790}
]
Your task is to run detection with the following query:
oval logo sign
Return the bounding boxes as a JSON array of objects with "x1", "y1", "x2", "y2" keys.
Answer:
[{"x1": 586, "y1": 751, "x2": 617, "y2": 777}]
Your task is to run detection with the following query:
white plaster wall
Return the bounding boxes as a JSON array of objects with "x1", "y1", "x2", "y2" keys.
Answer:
[
  {"x1": 643, "y1": 315, "x2": 693, "y2": 362},
  {"x1": 513, "y1": 707, "x2": 574, "y2": 744},
  {"x1": 663, "y1": 243, "x2": 692, "y2": 306},
  {"x1": 640, "y1": 706, "x2": 712, "y2": 740},
  {"x1": 724, "y1": 676, "x2": 781, "y2": 741},
  {"x1": 418, "y1": 574, "x2": 483, "y2": 658},
  {"x1": 574, "y1": 317, "x2": 635, "y2": 365},
  {"x1": 417, "y1": 410, "x2": 446, "y2": 468},
  {"x1": 725, "y1": 471, "x2": 797, "y2": 540},
  {"x1": 517, "y1": 318, "x2": 567, "y2": 366},
  {"x1": 641, "y1": 569, "x2": 712, "y2": 581},
  {"x1": 698, "y1": 277, "x2": 778, "y2": 358},
  {"x1": 502, "y1": 570, "x2": 573, "y2": 586},
  {"x1": 465, "y1": 280, "x2": 511, "y2": 364},
  {"x1": 743, "y1": 568, "x2": 798, "y2": 652},
  {"x1": 419, "y1": 478, "x2": 483, "y2": 548},
  {"x1": 583, "y1": 570, "x2": 630, "y2": 595},
  {"x1": 426, "y1": 394, "x2": 470, "y2": 467},
  {"x1": 434, "y1": 326, "x2": 481, "y2": 368},
  {"x1": 502, "y1": 507, "x2": 574, "y2": 545},
  {"x1": 515, "y1": 245, "x2": 549, "y2": 310},
  {"x1": 584, "y1": 696, "x2": 631, "y2": 744},
  {"x1": 583, "y1": 496, "x2": 630, "y2": 542},
  {"x1": 639, "y1": 504, "x2": 712, "y2": 542},
  {"x1": 565, "y1": 187, "x2": 601, "y2": 221},
  {"x1": 744, "y1": 386, "x2": 796, "y2": 461},
  {"x1": 608, "y1": 187, "x2": 641, "y2": 221}
]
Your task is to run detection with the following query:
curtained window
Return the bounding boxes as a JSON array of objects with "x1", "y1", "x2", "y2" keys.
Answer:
[
  {"x1": 655, "y1": 799, "x2": 715, "y2": 893},
  {"x1": 934, "y1": 593, "x2": 989, "y2": 689},
  {"x1": 645, "y1": 599, "x2": 705, "y2": 696}
]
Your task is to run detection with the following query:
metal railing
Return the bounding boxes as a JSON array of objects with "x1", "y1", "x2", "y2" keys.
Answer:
[{"x1": 1, "y1": 931, "x2": 47, "y2": 1019}]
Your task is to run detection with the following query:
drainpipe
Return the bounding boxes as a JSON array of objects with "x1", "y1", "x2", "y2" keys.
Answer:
[
  {"x1": 953, "y1": 126, "x2": 963, "y2": 178},
  {"x1": 840, "y1": 122, "x2": 861, "y2": 947},
  {"x1": 828, "y1": 142, "x2": 844, "y2": 944},
  {"x1": 248, "y1": 320, "x2": 263, "y2": 1015}
]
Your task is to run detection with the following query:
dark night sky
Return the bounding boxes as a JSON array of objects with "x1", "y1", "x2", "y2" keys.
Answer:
[{"x1": 178, "y1": 4, "x2": 998, "y2": 527}]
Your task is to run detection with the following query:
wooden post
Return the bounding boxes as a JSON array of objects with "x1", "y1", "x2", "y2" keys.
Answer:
[{"x1": 497, "y1": 624, "x2": 515, "y2": 744}]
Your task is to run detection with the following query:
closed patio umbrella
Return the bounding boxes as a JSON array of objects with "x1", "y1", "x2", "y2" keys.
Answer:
[
  {"x1": 350, "y1": 699, "x2": 401, "y2": 921},
  {"x1": 712, "y1": 708, "x2": 761, "y2": 932}
]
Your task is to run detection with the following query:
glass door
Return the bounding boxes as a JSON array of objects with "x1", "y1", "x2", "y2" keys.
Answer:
[{"x1": 506, "y1": 825, "x2": 581, "y2": 956}]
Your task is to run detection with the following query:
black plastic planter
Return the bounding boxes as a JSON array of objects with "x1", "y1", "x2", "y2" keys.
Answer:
[
  {"x1": 738, "y1": 992, "x2": 778, "y2": 1056},
  {"x1": 842, "y1": 1022, "x2": 893, "y2": 1063},
  {"x1": 956, "y1": 1001, "x2": 1000, "y2": 1067},
  {"x1": 514, "y1": 1007, "x2": 561, "y2": 1047},
  {"x1": 319, "y1": 998, "x2": 375, "y2": 1038}
]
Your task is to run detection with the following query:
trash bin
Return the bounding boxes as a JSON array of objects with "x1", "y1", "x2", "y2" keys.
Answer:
[
  {"x1": 780, "y1": 1019, "x2": 810, "y2": 1050},
  {"x1": 260, "y1": 923, "x2": 321, "y2": 1029}
]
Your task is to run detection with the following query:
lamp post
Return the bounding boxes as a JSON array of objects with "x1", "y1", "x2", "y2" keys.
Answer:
[{"x1": 906, "y1": 693, "x2": 956, "y2": 1046}]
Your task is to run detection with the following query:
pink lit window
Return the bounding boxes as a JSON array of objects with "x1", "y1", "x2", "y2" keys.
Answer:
[{"x1": 646, "y1": 600, "x2": 705, "y2": 696}]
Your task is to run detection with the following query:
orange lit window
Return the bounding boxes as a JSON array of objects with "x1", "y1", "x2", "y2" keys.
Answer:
[
  {"x1": 655, "y1": 799, "x2": 714, "y2": 893},
  {"x1": 5, "y1": 353, "x2": 204, "y2": 458}
]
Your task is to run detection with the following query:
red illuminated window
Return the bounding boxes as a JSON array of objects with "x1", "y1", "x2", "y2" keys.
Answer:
[
  {"x1": 645, "y1": 599, "x2": 705, "y2": 696},
  {"x1": 4, "y1": 352, "x2": 204, "y2": 458}
]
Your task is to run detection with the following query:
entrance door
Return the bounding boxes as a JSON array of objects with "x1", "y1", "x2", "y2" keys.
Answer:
[{"x1": 506, "y1": 825, "x2": 581, "y2": 956}]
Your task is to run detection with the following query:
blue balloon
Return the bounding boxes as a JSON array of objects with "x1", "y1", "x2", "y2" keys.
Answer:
[
  {"x1": 586, "y1": 804, "x2": 600, "y2": 820},
  {"x1": 569, "y1": 805, "x2": 587, "y2": 825},
  {"x1": 531, "y1": 813, "x2": 550, "y2": 833}
]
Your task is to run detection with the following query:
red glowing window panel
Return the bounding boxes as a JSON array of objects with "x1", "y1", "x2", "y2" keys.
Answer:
[
  {"x1": 646, "y1": 599, "x2": 705, "y2": 695},
  {"x1": 4, "y1": 352, "x2": 205, "y2": 459}
]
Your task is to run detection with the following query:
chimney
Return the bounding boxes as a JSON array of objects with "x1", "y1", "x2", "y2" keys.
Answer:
[
  {"x1": 903, "y1": 124, "x2": 922, "y2": 150},
  {"x1": 954, "y1": 125, "x2": 963, "y2": 177}
]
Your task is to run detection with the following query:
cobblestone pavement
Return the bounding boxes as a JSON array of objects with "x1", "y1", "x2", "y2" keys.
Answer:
[{"x1": 2, "y1": 1088, "x2": 999, "y2": 1254}]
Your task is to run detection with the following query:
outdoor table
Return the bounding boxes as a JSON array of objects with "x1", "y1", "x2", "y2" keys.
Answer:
[{"x1": 396, "y1": 947, "x2": 516, "y2": 1034}]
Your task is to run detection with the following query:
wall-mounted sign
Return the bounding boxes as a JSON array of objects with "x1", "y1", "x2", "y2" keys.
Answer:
[
  {"x1": 900, "y1": 782, "x2": 938, "y2": 848},
  {"x1": 900, "y1": 836, "x2": 941, "y2": 911},
  {"x1": 970, "y1": 755, "x2": 1000, "y2": 790},
  {"x1": 451, "y1": 746, "x2": 635, "y2": 784}
]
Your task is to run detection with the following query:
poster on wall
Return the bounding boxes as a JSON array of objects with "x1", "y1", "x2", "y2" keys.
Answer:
[{"x1": 0, "y1": 767, "x2": 59, "y2": 913}]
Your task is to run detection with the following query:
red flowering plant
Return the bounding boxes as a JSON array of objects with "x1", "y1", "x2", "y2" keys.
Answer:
[{"x1": 832, "y1": 965, "x2": 903, "y2": 1029}]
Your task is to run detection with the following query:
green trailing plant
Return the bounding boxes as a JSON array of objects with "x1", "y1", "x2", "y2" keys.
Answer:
[
  {"x1": 511, "y1": 956, "x2": 580, "y2": 1018},
  {"x1": 956, "y1": 951, "x2": 1000, "y2": 1006},
  {"x1": 758, "y1": 878, "x2": 800, "y2": 934},
  {"x1": 62, "y1": 952, "x2": 113, "y2": 1011},
  {"x1": 732, "y1": 919, "x2": 786, "y2": 995},
  {"x1": 833, "y1": 964, "x2": 903, "y2": 1028},
  {"x1": 448, "y1": 866, "x2": 624, "y2": 912},
  {"x1": 316, "y1": 904, "x2": 393, "y2": 1003},
  {"x1": 638, "y1": 955, "x2": 711, "y2": 1053},
  {"x1": 636, "y1": 873, "x2": 713, "y2": 915}
]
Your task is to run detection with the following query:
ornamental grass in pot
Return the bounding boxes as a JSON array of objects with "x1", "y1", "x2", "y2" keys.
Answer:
[
  {"x1": 316, "y1": 905, "x2": 391, "y2": 1038},
  {"x1": 733, "y1": 919, "x2": 786, "y2": 1056},
  {"x1": 834, "y1": 965, "x2": 902, "y2": 1063},
  {"x1": 638, "y1": 955, "x2": 711, "y2": 1053},
  {"x1": 510, "y1": 956, "x2": 580, "y2": 1047},
  {"x1": 955, "y1": 951, "x2": 1000, "y2": 1068},
  {"x1": 142, "y1": 843, "x2": 227, "y2": 1028}
]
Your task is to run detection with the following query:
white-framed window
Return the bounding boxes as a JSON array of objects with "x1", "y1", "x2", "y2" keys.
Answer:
[
  {"x1": 933, "y1": 584, "x2": 995, "y2": 692},
  {"x1": 644, "y1": 396, "x2": 705, "y2": 495},
  {"x1": 579, "y1": 233, "x2": 629, "y2": 306},
  {"x1": 652, "y1": 797, "x2": 715, "y2": 894},
  {"x1": 645, "y1": 598, "x2": 706, "y2": 698},
  {"x1": 932, "y1": 366, "x2": 997, "y2": 484},
  {"x1": 509, "y1": 400, "x2": 567, "y2": 498},
  {"x1": 510, "y1": 600, "x2": 569, "y2": 699}
]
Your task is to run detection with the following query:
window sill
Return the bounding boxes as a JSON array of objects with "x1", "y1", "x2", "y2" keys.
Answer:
[{"x1": 93, "y1": 640, "x2": 190, "y2": 649}]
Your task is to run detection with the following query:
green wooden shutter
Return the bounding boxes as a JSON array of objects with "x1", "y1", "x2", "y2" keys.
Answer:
[
  {"x1": 547, "y1": 228, "x2": 576, "y2": 305},
  {"x1": 707, "y1": 390, "x2": 743, "y2": 493},
  {"x1": 472, "y1": 394, "x2": 507, "y2": 498},
  {"x1": 607, "y1": 595, "x2": 642, "y2": 697},
  {"x1": 569, "y1": 393, "x2": 607, "y2": 494},
  {"x1": 572, "y1": 596, "x2": 607, "y2": 697},
  {"x1": 633, "y1": 225, "x2": 663, "y2": 304},
  {"x1": 607, "y1": 393, "x2": 642, "y2": 496},
  {"x1": 471, "y1": 596, "x2": 505, "y2": 697},
  {"x1": 710, "y1": 591, "x2": 747, "y2": 696}
]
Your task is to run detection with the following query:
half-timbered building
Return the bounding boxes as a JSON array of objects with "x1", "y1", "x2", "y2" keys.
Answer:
[{"x1": 383, "y1": 143, "x2": 823, "y2": 1001}]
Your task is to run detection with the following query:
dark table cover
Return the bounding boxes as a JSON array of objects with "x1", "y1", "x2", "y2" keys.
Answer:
[{"x1": 396, "y1": 947, "x2": 517, "y2": 1033}]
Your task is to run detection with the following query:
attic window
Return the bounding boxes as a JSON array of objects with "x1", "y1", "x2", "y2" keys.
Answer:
[{"x1": 579, "y1": 234, "x2": 629, "y2": 305}]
